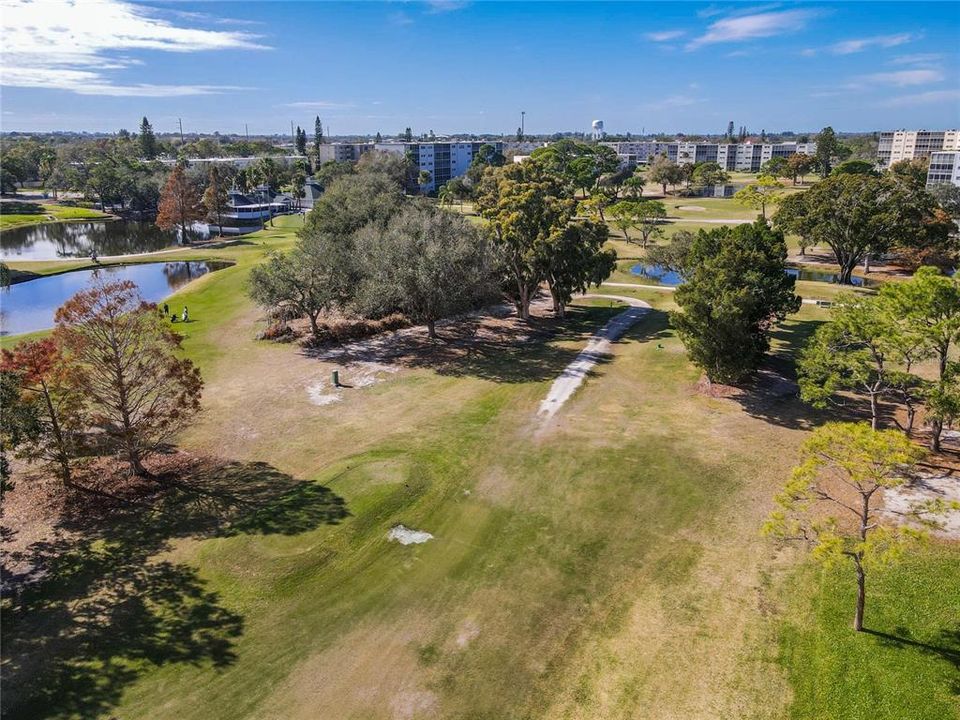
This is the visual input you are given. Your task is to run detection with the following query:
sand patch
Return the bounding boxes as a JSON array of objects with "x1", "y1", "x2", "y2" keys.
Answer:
[
  {"x1": 883, "y1": 475, "x2": 960, "y2": 538},
  {"x1": 676, "y1": 205, "x2": 706, "y2": 211},
  {"x1": 388, "y1": 525, "x2": 434, "y2": 545},
  {"x1": 307, "y1": 361, "x2": 400, "y2": 405},
  {"x1": 390, "y1": 685, "x2": 439, "y2": 720},
  {"x1": 455, "y1": 618, "x2": 481, "y2": 648}
]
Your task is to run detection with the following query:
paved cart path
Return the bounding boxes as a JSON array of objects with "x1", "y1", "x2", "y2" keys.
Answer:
[{"x1": 537, "y1": 294, "x2": 651, "y2": 422}]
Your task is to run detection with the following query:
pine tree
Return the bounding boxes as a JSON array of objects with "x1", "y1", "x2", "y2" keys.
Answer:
[
  {"x1": 375, "y1": 131, "x2": 382, "y2": 143},
  {"x1": 139, "y1": 116, "x2": 157, "y2": 159},
  {"x1": 296, "y1": 126, "x2": 307, "y2": 155},
  {"x1": 313, "y1": 116, "x2": 323, "y2": 163}
]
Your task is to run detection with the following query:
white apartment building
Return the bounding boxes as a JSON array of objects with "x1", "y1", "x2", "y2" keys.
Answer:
[
  {"x1": 601, "y1": 141, "x2": 816, "y2": 172},
  {"x1": 878, "y1": 130, "x2": 960, "y2": 168},
  {"x1": 374, "y1": 141, "x2": 504, "y2": 192},
  {"x1": 926, "y1": 151, "x2": 960, "y2": 188}
]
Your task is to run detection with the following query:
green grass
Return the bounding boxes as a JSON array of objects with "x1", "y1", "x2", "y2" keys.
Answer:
[
  {"x1": 778, "y1": 548, "x2": 960, "y2": 720},
  {"x1": 2, "y1": 209, "x2": 956, "y2": 720},
  {"x1": 0, "y1": 201, "x2": 109, "y2": 228}
]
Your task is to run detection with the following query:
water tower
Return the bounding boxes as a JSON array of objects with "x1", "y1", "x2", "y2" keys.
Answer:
[{"x1": 591, "y1": 119, "x2": 605, "y2": 140}]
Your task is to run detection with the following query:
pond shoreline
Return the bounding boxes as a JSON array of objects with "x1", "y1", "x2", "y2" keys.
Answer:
[{"x1": 1, "y1": 260, "x2": 234, "y2": 336}]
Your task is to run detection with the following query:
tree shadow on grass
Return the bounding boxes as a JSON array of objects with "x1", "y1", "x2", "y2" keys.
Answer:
[
  {"x1": 1, "y1": 459, "x2": 349, "y2": 720},
  {"x1": 863, "y1": 626, "x2": 960, "y2": 670},
  {"x1": 723, "y1": 315, "x2": 899, "y2": 431},
  {"x1": 309, "y1": 303, "x2": 653, "y2": 384}
]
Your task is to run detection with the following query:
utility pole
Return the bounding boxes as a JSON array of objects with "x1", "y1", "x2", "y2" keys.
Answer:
[
  {"x1": 245, "y1": 123, "x2": 249, "y2": 141},
  {"x1": 521, "y1": 111, "x2": 525, "y2": 138},
  {"x1": 178, "y1": 117, "x2": 184, "y2": 145},
  {"x1": 290, "y1": 120, "x2": 295, "y2": 147}
]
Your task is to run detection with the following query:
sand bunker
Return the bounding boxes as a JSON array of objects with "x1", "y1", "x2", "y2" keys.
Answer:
[
  {"x1": 676, "y1": 205, "x2": 706, "y2": 211},
  {"x1": 387, "y1": 525, "x2": 434, "y2": 545}
]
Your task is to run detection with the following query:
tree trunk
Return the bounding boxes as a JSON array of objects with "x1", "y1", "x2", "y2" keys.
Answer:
[
  {"x1": 39, "y1": 381, "x2": 72, "y2": 487},
  {"x1": 516, "y1": 282, "x2": 532, "y2": 321},
  {"x1": 129, "y1": 449, "x2": 150, "y2": 477},
  {"x1": 864, "y1": 254, "x2": 871, "y2": 274},
  {"x1": 308, "y1": 313, "x2": 320, "y2": 338},
  {"x1": 837, "y1": 261, "x2": 856, "y2": 285},
  {"x1": 869, "y1": 393, "x2": 878, "y2": 430},
  {"x1": 931, "y1": 418, "x2": 943, "y2": 452},
  {"x1": 854, "y1": 560, "x2": 866, "y2": 632},
  {"x1": 427, "y1": 318, "x2": 437, "y2": 339},
  {"x1": 905, "y1": 403, "x2": 916, "y2": 435}
]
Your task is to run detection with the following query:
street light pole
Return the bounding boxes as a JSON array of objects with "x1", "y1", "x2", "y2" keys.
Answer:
[{"x1": 521, "y1": 111, "x2": 525, "y2": 139}]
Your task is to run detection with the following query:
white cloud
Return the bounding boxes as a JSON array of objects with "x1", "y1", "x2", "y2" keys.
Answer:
[
  {"x1": 424, "y1": 0, "x2": 470, "y2": 13},
  {"x1": 0, "y1": 0, "x2": 267, "y2": 96},
  {"x1": 282, "y1": 101, "x2": 357, "y2": 110},
  {"x1": 641, "y1": 95, "x2": 703, "y2": 111},
  {"x1": 388, "y1": 11, "x2": 415, "y2": 25},
  {"x1": 828, "y1": 33, "x2": 917, "y2": 54},
  {"x1": 686, "y1": 9, "x2": 818, "y2": 50},
  {"x1": 860, "y1": 69, "x2": 944, "y2": 86},
  {"x1": 889, "y1": 53, "x2": 943, "y2": 67},
  {"x1": 646, "y1": 29, "x2": 685, "y2": 42},
  {"x1": 879, "y1": 89, "x2": 960, "y2": 108}
]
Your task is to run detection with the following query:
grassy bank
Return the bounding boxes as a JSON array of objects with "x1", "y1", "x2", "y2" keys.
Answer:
[{"x1": 0, "y1": 201, "x2": 110, "y2": 229}]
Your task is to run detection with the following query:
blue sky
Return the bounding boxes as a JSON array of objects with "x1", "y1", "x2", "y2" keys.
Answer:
[{"x1": 2, "y1": 1, "x2": 958, "y2": 136}]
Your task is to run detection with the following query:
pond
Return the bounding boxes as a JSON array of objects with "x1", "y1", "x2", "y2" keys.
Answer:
[
  {"x1": 0, "y1": 261, "x2": 231, "y2": 336},
  {"x1": 629, "y1": 263, "x2": 684, "y2": 286},
  {"x1": 630, "y1": 263, "x2": 880, "y2": 288},
  {"x1": 784, "y1": 267, "x2": 880, "y2": 288},
  {"x1": 0, "y1": 220, "x2": 211, "y2": 261}
]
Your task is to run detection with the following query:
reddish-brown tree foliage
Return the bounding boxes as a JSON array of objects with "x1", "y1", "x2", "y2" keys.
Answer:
[
  {"x1": 55, "y1": 278, "x2": 203, "y2": 477},
  {"x1": 156, "y1": 160, "x2": 204, "y2": 243},
  {"x1": 1, "y1": 338, "x2": 84, "y2": 486}
]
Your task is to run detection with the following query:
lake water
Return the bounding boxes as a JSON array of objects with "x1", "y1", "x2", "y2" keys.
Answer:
[
  {"x1": 0, "y1": 220, "x2": 210, "y2": 261},
  {"x1": 629, "y1": 263, "x2": 684, "y2": 286},
  {"x1": 630, "y1": 263, "x2": 880, "y2": 288},
  {"x1": 0, "y1": 261, "x2": 230, "y2": 336}
]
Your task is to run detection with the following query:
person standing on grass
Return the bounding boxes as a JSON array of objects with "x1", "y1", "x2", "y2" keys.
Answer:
[
  {"x1": 163, "y1": 303, "x2": 169, "y2": 316},
  {"x1": 182, "y1": 306, "x2": 189, "y2": 323}
]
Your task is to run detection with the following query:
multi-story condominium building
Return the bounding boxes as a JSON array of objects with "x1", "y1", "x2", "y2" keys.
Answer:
[
  {"x1": 374, "y1": 141, "x2": 504, "y2": 192},
  {"x1": 315, "y1": 142, "x2": 374, "y2": 163},
  {"x1": 877, "y1": 130, "x2": 960, "y2": 167},
  {"x1": 601, "y1": 141, "x2": 816, "y2": 172},
  {"x1": 926, "y1": 151, "x2": 960, "y2": 188}
]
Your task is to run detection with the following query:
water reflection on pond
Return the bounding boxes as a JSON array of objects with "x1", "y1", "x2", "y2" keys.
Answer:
[
  {"x1": 0, "y1": 220, "x2": 210, "y2": 261},
  {"x1": 630, "y1": 263, "x2": 880, "y2": 288},
  {"x1": 0, "y1": 261, "x2": 231, "y2": 336}
]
